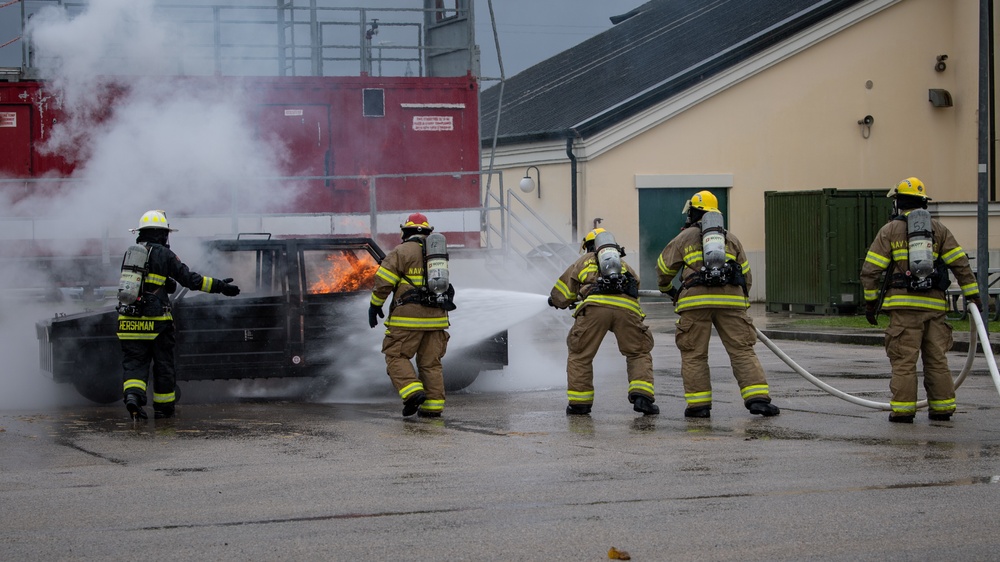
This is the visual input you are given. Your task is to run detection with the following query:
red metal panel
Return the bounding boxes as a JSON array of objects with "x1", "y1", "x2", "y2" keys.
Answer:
[
  {"x1": 254, "y1": 103, "x2": 334, "y2": 212},
  {"x1": 0, "y1": 105, "x2": 31, "y2": 177}
]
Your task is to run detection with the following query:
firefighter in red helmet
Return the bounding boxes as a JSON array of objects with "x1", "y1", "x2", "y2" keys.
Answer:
[
  {"x1": 368, "y1": 212, "x2": 455, "y2": 417},
  {"x1": 548, "y1": 227, "x2": 658, "y2": 416},
  {"x1": 117, "y1": 210, "x2": 241, "y2": 420},
  {"x1": 656, "y1": 191, "x2": 779, "y2": 419}
]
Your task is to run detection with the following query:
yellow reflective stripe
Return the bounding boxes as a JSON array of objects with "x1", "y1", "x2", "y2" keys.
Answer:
[
  {"x1": 583, "y1": 294, "x2": 644, "y2": 316},
  {"x1": 740, "y1": 260, "x2": 750, "y2": 274},
  {"x1": 199, "y1": 276, "x2": 213, "y2": 292},
  {"x1": 675, "y1": 294, "x2": 749, "y2": 311},
  {"x1": 657, "y1": 254, "x2": 677, "y2": 275},
  {"x1": 153, "y1": 392, "x2": 175, "y2": 404},
  {"x1": 891, "y1": 401, "x2": 917, "y2": 414},
  {"x1": 145, "y1": 273, "x2": 166, "y2": 286},
  {"x1": 117, "y1": 333, "x2": 159, "y2": 340},
  {"x1": 941, "y1": 247, "x2": 965, "y2": 264},
  {"x1": 628, "y1": 380, "x2": 654, "y2": 395},
  {"x1": 928, "y1": 398, "x2": 956, "y2": 412},
  {"x1": 420, "y1": 399, "x2": 445, "y2": 412},
  {"x1": 961, "y1": 283, "x2": 978, "y2": 296},
  {"x1": 386, "y1": 316, "x2": 449, "y2": 329},
  {"x1": 865, "y1": 251, "x2": 890, "y2": 268},
  {"x1": 577, "y1": 264, "x2": 598, "y2": 283},
  {"x1": 741, "y1": 384, "x2": 769, "y2": 400},
  {"x1": 882, "y1": 294, "x2": 947, "y2": 311},
  {"x1": 567, "y1": 390, "x2": 594, "y2": 403},
  {"x1": 124, "y1": 379, "x2": 147, "y2": 392},
  {"x1": 864, "y1": 289, "x2": 878, "y2": 301},
  {"x1": 683, "y1": 250, "x2": 703, "y2": 266},
  {"x1": 553, "y1": 279, "x2": 574, "y2": 300},
  {"x1": 891, "y1": 248, "x2": 908, "y2": 262},
  {"x1": 685, "y1": 391, "x2": 711, "y2": 405},
  {"x1": 370, "y1": 294, "x2": 387, "y2": 306},
  {"x1": 399, "y1": 382, "x2": 424, "y2": 400},
  {"x1": 375, "y1": 267, "x2": 400, "y2": 284}
]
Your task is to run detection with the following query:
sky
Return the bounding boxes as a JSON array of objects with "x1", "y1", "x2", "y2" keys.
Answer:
[{"x1": 0, "y1": 0, "x2": 619, "y2": 77}]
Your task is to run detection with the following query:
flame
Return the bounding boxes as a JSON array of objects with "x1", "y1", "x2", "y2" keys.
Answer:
[{"x1": 309, "y1": 251, "x2": 379, "y2": 294}]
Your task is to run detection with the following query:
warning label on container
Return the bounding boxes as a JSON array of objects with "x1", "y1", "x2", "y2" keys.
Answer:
[
  {"x1": 284, "y1": 109, "x2": 304, "y2": 116},
  {"x1": 412, "y1": 116, "x2": 453, "y2": 131},
  {"x1": 0, "y1": 112, "x2": 16, "y2": 127}
]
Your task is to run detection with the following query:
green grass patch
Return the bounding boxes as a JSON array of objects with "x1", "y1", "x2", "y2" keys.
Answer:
[{"x1": 785, "y1": 313, "x2": 1000, "y2": 332}]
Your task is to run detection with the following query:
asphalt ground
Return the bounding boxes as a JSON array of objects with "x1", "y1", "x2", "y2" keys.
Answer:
[{"x1": 3, "y1": 298, "x2": 1000, "y2": 560}]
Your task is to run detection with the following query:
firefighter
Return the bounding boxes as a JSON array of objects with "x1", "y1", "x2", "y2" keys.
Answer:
[
  {"x1": 656, "y1": 191, "x2": 779, "y2": 418},
  {"x1": 861, "y1": 177, "x2": 981, "y2": 423},
  {"x1": 368, "y1": 213, "x2": 454, "y2": 418},
  {"x1": 118, "y1": 210, "x2": 241, "y2": 420},
  {"x1": 548, "y1": 227, "x2": 658, "y2": 416}
]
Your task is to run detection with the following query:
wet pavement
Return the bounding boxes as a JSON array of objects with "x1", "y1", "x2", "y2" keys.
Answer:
[{"x1": 3, "y1": 299, "x2": 1000, "y2": 560}]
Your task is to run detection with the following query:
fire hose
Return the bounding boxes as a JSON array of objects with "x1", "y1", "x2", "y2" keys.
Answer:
[
  {"x1": 640, "y1": 290, "x2": 1000, "y2": 409},
  {"x1": 754, "y1": 305, "x2": 999, "y2": 410}
]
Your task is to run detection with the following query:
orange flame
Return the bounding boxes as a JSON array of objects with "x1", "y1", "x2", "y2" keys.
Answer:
[{"x1": 309, "y1": 252, "x2": 379, "y2": 294}]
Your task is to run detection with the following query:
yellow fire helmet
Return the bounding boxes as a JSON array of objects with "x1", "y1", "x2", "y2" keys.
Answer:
[
  {"x1": 681, "y1": 190, "x2": 719, "y2": 214},
  {"x1": 888, "y1": 177, "x2": 931, "y2": 200},
  {"x1": 581, "y1": 227, "x2": 606, "y2": 251}
]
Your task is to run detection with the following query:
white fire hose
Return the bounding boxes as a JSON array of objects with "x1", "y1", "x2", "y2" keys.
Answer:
[
  {"x1": 754, "y1": 305, "x2": 1000, "y2": 409},
  {"x1": 640, "y1": 290, "x2": 1000, "y2": 409}
]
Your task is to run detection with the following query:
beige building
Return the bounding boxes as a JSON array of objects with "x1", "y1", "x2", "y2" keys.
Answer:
[{"x1": 480, "y1": 0, "x2": 1000, "y2": 303}]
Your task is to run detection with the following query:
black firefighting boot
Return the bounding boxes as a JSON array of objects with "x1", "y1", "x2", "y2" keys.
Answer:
[
  {"x1": 124, "y1": 394, "x2": 147, "y2": 420},
  {"x1": 888, "y1": 414, "x2": 914, "y2": 423},
  {"x1": 631, "y1": 395, "x2": 659, "y2": 416},
  {"x1": 565, "y1": 403, "x2": 592, "y2": 416},
  {"x1": 402, "y1": 391, "x2": 427, "y2": 417},
  {"x1": 748, "y1": 399, "x2": 780, "y2": 417},
  {"x1": 154, "y1": 403, "x2": 176, "y2": 419},
  {"x1": 684, "y1": 405, "x2": 711, "y2": 418},
  {"x1": 417, "y1": 409, "x2": 441, "y2": 418},
  {"x1": 929, "y1": 412, "x2": 953, "y2": 421}
]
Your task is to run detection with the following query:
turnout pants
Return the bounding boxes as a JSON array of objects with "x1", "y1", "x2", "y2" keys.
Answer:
[
  {"x1": 566, "y1": 305, "x2": 655, "y2": 406},
  {"x1": 674, "y1": 308, "x2": 771, "y2": 409},
  {"x1": 885, "y1": 309, "x2": 956, "y2": 417},
  {"x1": 382, "y1": 327, "x2": 449, "y2": 414},
  {"x1": 120, "y1": 323, "x2": 178, "y2": 408}
]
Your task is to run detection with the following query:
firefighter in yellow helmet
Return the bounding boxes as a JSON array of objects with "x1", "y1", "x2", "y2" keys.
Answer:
[
  {"x1": 368, "y1": 212, "x2": 455, "y2": 417},
  {"x1": 656, "y1": 191, "x2": 779, "y2": 418},
  {"x1": 860, "y1": 177, "x2": 980, "y2": 423},
  {"x1": 548, "y1": 227, "x2": 658, "y2": 416},
  {"x1": 118, "y1": 210, "x2": 241, "y2": 420}
]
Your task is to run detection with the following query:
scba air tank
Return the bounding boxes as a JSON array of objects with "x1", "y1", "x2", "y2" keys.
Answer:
[
  {"x1": 425, "y1": 232, "x2": 450, "y2": 295},
  {"x1": 700, "y1": 211, "x2": 727, "y2": 271},
  {"x1": 906, "y1": 209, "x2": 934, "y2": 280},
  {"x1": 593, "y1": 231, "x2": 622, "y2": 278},
  {"x1": 117, "y1": 244, "x2": 149, "y2": 305}
]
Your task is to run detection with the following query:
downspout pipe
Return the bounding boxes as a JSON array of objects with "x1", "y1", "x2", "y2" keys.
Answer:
[{"x1": 566, "y1": 135, "x2": 578, "y2": 242}]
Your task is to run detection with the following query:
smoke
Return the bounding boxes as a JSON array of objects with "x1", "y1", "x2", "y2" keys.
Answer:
[{"x1": 0, "y1": 0, "x2": 298, "y2": 410}]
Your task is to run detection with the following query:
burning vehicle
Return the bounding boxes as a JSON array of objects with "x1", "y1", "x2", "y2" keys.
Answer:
[{"x1": 36, "y1": 235, "x2": 508, "y2": 404}]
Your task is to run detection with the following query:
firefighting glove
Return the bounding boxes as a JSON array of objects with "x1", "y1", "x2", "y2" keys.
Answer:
[
  {"x1": 218, "y1": 278, "x2": 241, "y2": 297},
  {"x1": 368, "y1": 304, "x2": 384, "y2": 328},
  {"x1": 547, "y1": 297, "x2": 557, "y2": 308},
  {"x1": 663, "y1": 287, "x2": 679, "y2": 303},
  {"x1": 865, "y1": 302, "x2": 878, "y2": 326}
]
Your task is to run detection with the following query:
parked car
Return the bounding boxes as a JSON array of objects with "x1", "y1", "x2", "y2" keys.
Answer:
[{"x1": 36, "y1": 235, "x2": 508, "y2": 403}]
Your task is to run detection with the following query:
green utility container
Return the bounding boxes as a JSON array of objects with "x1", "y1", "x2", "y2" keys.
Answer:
[{"x1": 765, "y1": 189, "x2": 894, "y2": 315}]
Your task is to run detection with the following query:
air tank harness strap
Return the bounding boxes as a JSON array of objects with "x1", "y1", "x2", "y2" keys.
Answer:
[
  {"x1": 590, "y1": 272, "x2": 639, "y2": 298},
  {"x1": 887, "y1": 260, "x2": 951, "y2": 292},
  {"x1": 681, "y1": 260, "x2": 747, "y2": 294}
]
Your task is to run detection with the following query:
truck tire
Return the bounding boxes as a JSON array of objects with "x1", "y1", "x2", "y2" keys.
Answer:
[
  {"x1": 443, "y1": 366, "x2": 480, "y2": 392},
  {"x1": 73, "y1": 372, "x2": 120, "y2": 404}
]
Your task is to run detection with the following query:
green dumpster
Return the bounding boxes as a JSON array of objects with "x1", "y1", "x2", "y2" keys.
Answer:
[{"x1": 765, "y1": 188, "x2": 893, "y2": 315}]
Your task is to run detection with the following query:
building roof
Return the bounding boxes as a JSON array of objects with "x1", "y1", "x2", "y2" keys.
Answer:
[{"x1": 480, "y1": 0, "x2": 866, "y2": 147}]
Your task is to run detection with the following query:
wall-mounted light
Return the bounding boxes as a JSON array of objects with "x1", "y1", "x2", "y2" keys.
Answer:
[
  {"x1": 928, "y1": 89, "x2": 953, "y2": 108},
  {"x1": 519, "y1": 165, "x2": 541, "y2": 198},
  {"x1": 857, "y1": 114, "x2": 874, "y2": 139}
]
